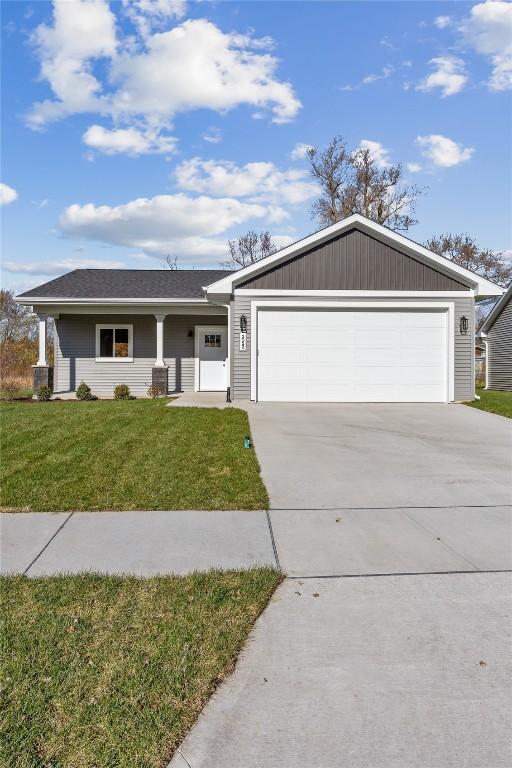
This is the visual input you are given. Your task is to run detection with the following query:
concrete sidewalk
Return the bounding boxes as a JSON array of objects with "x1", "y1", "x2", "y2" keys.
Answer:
[
  {"x1": 0, "y1": 510, "x2": 277, "y2": 576},
  {"x1": 169, "y1": 572, "x2": 512, "y2": 768}
]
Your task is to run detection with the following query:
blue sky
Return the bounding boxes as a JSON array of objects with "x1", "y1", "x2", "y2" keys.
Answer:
[{"x1": 1, "y1": 0, "x2": 511, "y2": 293}]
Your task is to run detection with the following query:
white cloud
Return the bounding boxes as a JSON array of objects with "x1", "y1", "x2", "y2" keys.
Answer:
[
  {"x1": 28, "y1": 8, "x2": 301, "y2": 137},
  {"x1": 434, "y1": 15, "x2": 452, "y2": 29},
  {"x1": 361, "y1": 65, "x2": 394, "y2": 85},
  {"x1": 2, "y1": 257, "x2": 126, "y2": 275},
  {"x1": 406, "y1": 162, "x2": 422, "y2": 173},
  {"x1": 416, "y1": 134, "x2": 475, "y2": 167},
  {"x1": 290, "y1": 142, "x2": 313, "y2": 160},
  {"x1": 27, "y1": 0, "x2": 117, "y2": 128},
  {"x1": 110, "y1": 20, "x2": 300, "y2": 126},
  {"x1": 122, "y1": 0, "x2": 186, "y2": 38},
  {"x1": 202, "y1": 126, "x2": 222, "y2": 144},
  {"x1": 174, "y1": 157, "x2": 318, "y2": 205},
  {"x1": 83, "y1": 124, "x2": 177, "y2": 155},
  {"x1": 416, "y1": 56, "x2": 468, "y2": 97},
  {"x1": 0, "y1": 183, "x2": 18, "y2": 205},
  {"x1": 460, "y1": 1, "x2": 512, "y2": 91},
  {"x1": 502, "y1": 248, "x2": 512, "y2": 264},
  {"x1": 57, "y1": 193, "x2": 288, "y2": 262},
  {"x1": 358, "y1": 139, "x2": 391, "y2": 168},
  {"x1": 341, "y1": 65, "x2": 394, "y2": 91}
]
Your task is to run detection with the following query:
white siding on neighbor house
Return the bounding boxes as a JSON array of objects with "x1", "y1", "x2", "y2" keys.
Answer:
[
  {"x1": 55, "y1": 314, "x2": 227, "y2": 396},
  {"x1": 232, "y1": 294, "x2": 475, "y2": 402}
]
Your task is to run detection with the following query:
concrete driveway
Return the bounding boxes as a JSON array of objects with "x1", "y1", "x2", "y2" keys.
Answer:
[
  {"x1": 248, "y1": 402, "x2": 511, "y2": 509},
  {"x1": 248, "y1": 403, "x2": 512, "y2": 576}
]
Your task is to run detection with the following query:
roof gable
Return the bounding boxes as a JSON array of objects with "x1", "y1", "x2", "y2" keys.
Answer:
[
  {"x1": 239, "y1": 227, "x2": 468, "y2": 292},
  {"x1": 205, "y1": 214, "x2": 503, "y2": 298}
]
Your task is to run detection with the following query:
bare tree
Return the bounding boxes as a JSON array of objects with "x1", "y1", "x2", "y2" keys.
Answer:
[
  {"x1": 425, "y1": 234, "x2": 512, "y2": 287},
  {"x1": 0, "y1": 289, "x2": 37, "y2": 342},
  {"x1": 223, "y1": 231, "x2": 277, "y2": 269},
  {"x1": 307, "y1": 136, "x2": 424, "y2": 231},
  {"x1": 162, "y1": 254, "x2": 178, "y2": 270}
]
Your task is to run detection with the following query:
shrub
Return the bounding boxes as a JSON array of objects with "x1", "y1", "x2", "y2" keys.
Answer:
[
  {"x1": 37, "y1": 385, "x2": 52, "y2": 401},
  {"x1": 76, "y1": 381, "x2": 93, "y2": 401},
  {"x1": 114, "y1": 384, "x2": 131, "y2": 400},
  {"x1": 0, "y1": 377, "x2": 22, "y2": 401},
  {"x1": 147, "y1": 384, "x2": 161, "y2": 399}
]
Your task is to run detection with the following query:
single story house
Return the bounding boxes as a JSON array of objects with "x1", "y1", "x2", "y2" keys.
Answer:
[
  {"x1": 478, "y1": 283, "x2": 512, "y2": 391},
  {"x1": 16, "y1": 214, "x2": 503, "y2": 403}
]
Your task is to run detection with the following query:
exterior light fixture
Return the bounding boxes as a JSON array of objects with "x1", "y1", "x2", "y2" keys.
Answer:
[
  {"x1": 187, "y1": 329, "x2": 194, "y2": 338},
  {"x1": 240, "y1": 315, "x2": 247, "y2": 333},
  {"x1": 459, "y1": 316, "x2": 468, "y2": 335}
]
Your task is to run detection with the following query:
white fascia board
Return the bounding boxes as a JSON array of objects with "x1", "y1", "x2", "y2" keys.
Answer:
[
  {"x1": 15, "y1": 296, "x2": 209, "y2": 306},
  {"x1": 236, "y1": 289, "x2": 474, "y2": 298},
  {"x1": 205, "y1": 214, "x2": 503, "y2": 298}
]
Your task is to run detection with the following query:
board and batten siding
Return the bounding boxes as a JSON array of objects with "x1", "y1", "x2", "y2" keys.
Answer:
[
  {"x1": 240, "y1": 229, "x2": 469, "y2": 292},
  {"x1": 55, "y1": 314, "x2": 226, "y2": 396},
  {"x1": 487, "y1": 295, "x2": 512, "y2": 391},
  {"x1": 232, "y1": 295, "x2": 475, "y2": 402}
]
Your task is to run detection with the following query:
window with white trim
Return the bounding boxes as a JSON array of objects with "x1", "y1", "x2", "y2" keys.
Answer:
[{"x1": 95, "y1": 324, "x2": 133, "y2": 361}]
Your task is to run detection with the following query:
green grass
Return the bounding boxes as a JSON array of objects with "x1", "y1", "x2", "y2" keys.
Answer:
[
  {"x1": 0, "y1": 569, "x2": 281, "y2": 768},
  {"x1": 464, "y1": 387, "x2": 512, "y2": 419},
  {"x1": 0, "y1": 400, "x2": 269, "y2": 511}
]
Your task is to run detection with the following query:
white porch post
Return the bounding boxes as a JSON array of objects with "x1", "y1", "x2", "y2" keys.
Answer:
[
  {"x1": 36, "y1": 313, "x2": 48, "y2": 366},
  {"x1": 154, "y1": 313, "x2": 166, "y2": 367}
]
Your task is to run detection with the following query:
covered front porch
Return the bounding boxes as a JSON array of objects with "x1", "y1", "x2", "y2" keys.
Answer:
[{"x1": 32, "y1": 303, "x2": 230, "y2": 398}]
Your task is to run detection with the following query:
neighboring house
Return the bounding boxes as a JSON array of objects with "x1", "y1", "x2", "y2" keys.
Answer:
[
  {"x1": 16, "y1": 214, "x2": 503, "y2": 403},
  {"x1": 478, "y1": 284, "x2": 512, "y2": 391}
]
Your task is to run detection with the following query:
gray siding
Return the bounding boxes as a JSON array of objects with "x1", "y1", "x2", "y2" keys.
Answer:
[
  {"x1": 55, "y1": 314, "x2": 226, "y2": 396},
  {"x1": 232, "y1": 295, "x2": 475, "y2": 402},
  {"x1": 241, "y1": 229, "x2": 468, "y2": 291},
  {"x1": 487, "y1": 295, "x2": 512, "y2": 390}
]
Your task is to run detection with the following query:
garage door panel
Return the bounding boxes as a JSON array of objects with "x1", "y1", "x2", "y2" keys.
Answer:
[{"x1": 257, "y1": 309, "x2": 448, "y2": 402}]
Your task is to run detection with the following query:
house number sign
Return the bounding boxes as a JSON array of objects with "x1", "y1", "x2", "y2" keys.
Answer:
[{"x1": 239, "y1": 332, "x2": 247, "y2": 351}]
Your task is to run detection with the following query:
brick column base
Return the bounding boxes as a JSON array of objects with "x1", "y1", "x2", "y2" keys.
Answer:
[
  {"x1": 151, "y1": 367, "x2": 168, "y2": 396},
  {"x1": 33, "y1": 366, "x2": 54, "y2": 396}
]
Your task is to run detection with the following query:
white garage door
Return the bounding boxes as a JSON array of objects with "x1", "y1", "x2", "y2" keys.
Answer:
[{"x1": 257, "y1": 309, "x2": 448, "y2": 402}]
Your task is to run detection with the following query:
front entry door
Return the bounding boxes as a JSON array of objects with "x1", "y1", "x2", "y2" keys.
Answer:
[{"x1": 196, "y1": 326, "x2": 228, "y2": 391}]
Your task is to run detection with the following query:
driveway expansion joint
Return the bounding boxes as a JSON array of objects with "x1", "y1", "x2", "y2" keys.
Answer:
[
  {"x1": 23, "y1": 511, "x2": 74, "y2": 575},
  {"x1": 265, "y1": 510, "x2": 281, "y2": 570}
]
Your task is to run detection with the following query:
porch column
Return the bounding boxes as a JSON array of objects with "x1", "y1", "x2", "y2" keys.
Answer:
[
  {"x1": 154, "y1": 313, "x2": 166, "y2": 367},
  {"x1": 37, "y1": 313, "x2": 48, "y2": 366},
  {"x1": 33, "y1": 313, "x2": 54, "y2": 396},
  {"x1": 152, "y1": 313, "x2": 168, "y2": 395}
]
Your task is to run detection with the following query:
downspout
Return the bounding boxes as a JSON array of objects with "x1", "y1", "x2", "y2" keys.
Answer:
[{"x1": 481, "y1": 333, "x2": 489, "y2": 391}]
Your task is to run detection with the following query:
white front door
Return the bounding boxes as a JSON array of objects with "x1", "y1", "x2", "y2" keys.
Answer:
[
  {"x1": 257, "y1": 309, "x2": 448, "y2": 402},
  {"x1": 196, "y1": 326, "x2": 228, "y2": 391}
]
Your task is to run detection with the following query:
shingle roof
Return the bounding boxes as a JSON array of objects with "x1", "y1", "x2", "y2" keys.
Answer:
[{"x1": 17, "y1": 269, "x2": 235, "y2": 300}]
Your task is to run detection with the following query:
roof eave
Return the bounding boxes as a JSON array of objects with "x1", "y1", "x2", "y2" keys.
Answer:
[
  {"x1": 15, "y1": 296, "x2": 210, "y2": 305},
  {"x1": 478, "y1": 284, "x2": 512, "y2": 335}
]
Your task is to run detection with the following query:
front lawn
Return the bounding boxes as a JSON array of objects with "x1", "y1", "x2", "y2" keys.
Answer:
[
  {"x1": 464, "y1": 388, "x2": 512, "y2": 419},
  {"x1": 0, "y1": 399, "x2": 269, "y2": 511},
  {"x1": 1, "y1": 568, "x2": 281, "y2": 768}
]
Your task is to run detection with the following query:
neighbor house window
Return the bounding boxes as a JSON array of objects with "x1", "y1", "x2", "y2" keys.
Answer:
[{"x1": 95, "y1": 325, "x2": 133, "y2": 361}]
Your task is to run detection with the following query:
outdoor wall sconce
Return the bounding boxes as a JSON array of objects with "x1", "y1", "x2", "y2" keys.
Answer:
[
  {"x1": 240, "y1": 315, "x2": 247, "y2": 333},
  {"x1": 459, "y1": 316, "x2": 468, "y2": 335},
  {"x1": 187, "y1": 329, "x2": 194, "y2": 338}
]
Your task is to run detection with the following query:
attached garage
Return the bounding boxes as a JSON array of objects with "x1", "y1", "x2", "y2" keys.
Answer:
[
  {"x1": 205, "y1": 214, "x2": 503, "y2": 404},
  {"x1": 256, "y1": 308, "x2": 449, "y2": 402}
]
